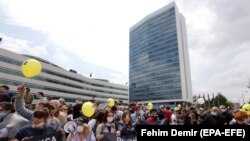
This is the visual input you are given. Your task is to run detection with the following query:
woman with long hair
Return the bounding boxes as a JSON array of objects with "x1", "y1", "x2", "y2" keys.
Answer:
[
  {"x1": 66, "y1": 119, "x2": 96, "y2": 141},
  {"x1": 96, "y1": 111, "x2": 120, "y2": 141},
  {"x1": 117, "y1": 111, "x2": 136, "y2": 140}
]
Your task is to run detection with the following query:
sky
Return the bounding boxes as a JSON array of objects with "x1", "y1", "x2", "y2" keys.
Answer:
[{"x1": 0, "y1": 0, "x2": 250, "y2": 103}]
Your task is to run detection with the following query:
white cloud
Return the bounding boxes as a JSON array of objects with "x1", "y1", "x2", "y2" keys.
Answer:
[{"x1": 0, "y1": 33, "x2": 47, "y2": 57}]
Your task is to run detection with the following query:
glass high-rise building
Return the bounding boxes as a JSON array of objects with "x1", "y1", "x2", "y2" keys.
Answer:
[{"x1": 129, "y1": 2, "x2": 192, "y2": 107}]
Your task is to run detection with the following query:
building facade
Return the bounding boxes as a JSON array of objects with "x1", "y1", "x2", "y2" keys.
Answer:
[
  {"x1": 0, "y1": 48, "x2": 128, "y2": 105},
  {"x1": 129, "y1": 2, "x2": 192, "y2": 107}
]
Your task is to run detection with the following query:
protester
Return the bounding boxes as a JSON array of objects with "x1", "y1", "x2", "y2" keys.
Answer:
[
  {"x1": 66, "y1": 117, "x2": 96, "y2": 141},
  {"x1": 111, "y1": 106, "x2": 123, "y2": 123},
  {"x1": 135, "y1": 105, "x2": 146, "y2": 123},
  {"x1": 73, "y1": 97, "x2": 83, "y2": 119},
  {"x1": 0, "y1": 102, "x2": 29, "y2": 139},
  {"x1": 147, "y1": 109, "x2": 158, "y2": 124},
  {"x1": 117, "y1": 111, "x2": 136, "y2": 140},
  {"x1": 23, "y1": 87, "x2": 33, "y2": 109},
  {"x1": 200, "y1": 107, "x2": 223, "y2": 125},
  {"x1": 96, "y1": 111, "x2": 120, "y2": 140},
  {"x1": 0, "y1": 86, "x2": 10, "y2": 103},
  {"x1": 15, "y1": 84, "x2": 61, "y2": 131},
  {"x1": 219, "y1": 105, "x2": 233, "y2": 125},
  {"x1": 189, "y1": 107, "x2": 198, "y2": 125},
  {"x1": 0, "y1": 85, "x2": 14, "y2": 102},
  {"x1": 181, "y1": 109, "x2": 192, "y2": 125},
  {"x1": 158, "y1": 105, "x2": 166, "y2": 120},
  {"x1": 165, "y1": 107, "x2": 172, "y2": 125},
  {"x1": 171, "y1": 108, "x2": 178, "y2": 125},
  {"x1": 59, "y1": 98, "x2": 66, "y2": 105},
  {"x1": 38, "y1": 92, "x2": 47, "y2": 103},
  {"x1": 14, "y1": 110, "x2": 56, "y2": 141},
  {"x1": 229, "y1": 110, "x2": 248, "y2": 125},
  {"x1": 60, "y1": 104, "x2": 69, "y2": 116},
  {"x1": 50, "y1": 99, "x2": 67, "y2": 127},
  {"x1": 88, "y1": 112, "x2": 104, "y2": 134}
]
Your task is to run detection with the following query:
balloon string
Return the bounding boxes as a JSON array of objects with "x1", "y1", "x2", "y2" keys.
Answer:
[{"x1": 23, "y1": 77, "x2": 28, "y2": 86}]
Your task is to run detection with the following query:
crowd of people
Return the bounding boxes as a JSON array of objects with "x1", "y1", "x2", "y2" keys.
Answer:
[{"x1": 0, "y1": 84, "x2": 249, "y2": 141}]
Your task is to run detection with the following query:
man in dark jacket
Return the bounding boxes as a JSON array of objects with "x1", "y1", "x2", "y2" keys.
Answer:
[
  {"x1": 181, "y1": 109, "x2": 192, "y2": 125},
  {"x1": 157, "y1": 105, "x2": 165, "y2": 120},
  {"x1": 201, "y1": 107, "x2": 223, "y2": 125},
  {"x1": 219, "y1": 105, "x2": 232, "y2": 125},
  {"x1": 73, "y1": 97, "x2": 83, "y2": 119}
]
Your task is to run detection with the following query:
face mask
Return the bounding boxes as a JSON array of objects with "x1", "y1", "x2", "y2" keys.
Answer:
[
  {"x1": 77, "y1": 126, "x2": 84, "y2": 133},
  {"x1": 0, "y1": 112, "x2": 6, "y2": 119},
  {"x1": 107, "y1": 117, "x2": 114, "y2": 123},
  {"x1": 211, "y1": 112, "x2": 217, "y2": 116},
  {"x1": 33, "y1": 122, "x2": 45, "y2": 129}
]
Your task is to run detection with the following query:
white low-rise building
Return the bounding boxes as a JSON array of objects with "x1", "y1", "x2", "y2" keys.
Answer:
[{"x1": 0, "y1": 48, "x2": 128, "y2": 105}]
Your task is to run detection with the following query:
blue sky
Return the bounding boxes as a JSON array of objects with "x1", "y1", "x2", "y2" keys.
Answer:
[{"x1": 1, "y1": 0, "x2": 250, "y2": 103}]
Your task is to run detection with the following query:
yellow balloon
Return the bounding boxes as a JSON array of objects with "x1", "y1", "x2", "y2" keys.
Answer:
[
  {"x1": 21, "y1": 59, "x2": 42, "y2": 78},
  {"x1": 107, "y1": 98, "x2": 115, "y2": 107},
  {"x1": 147, "y1": 103, "x2": 153, "y2": 110},
  {"x1": 242, "y1": 104, "x2": 250, "y2": 116},
  {"x1": 81, "y1": 102, "x2": 95, "y2": 117}
]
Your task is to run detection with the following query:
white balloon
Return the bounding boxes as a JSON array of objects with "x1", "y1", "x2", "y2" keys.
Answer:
[{"x1": 197, "y1": 98, "x2": 205, "y2": 104}]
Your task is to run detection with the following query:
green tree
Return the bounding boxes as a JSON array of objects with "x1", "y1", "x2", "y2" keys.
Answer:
[{"x1": 213, "y1": 93, "x2": 233, "y2": 108}]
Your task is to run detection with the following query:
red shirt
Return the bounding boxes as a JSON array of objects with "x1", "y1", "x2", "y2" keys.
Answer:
[
  {"x1": 165, "y1": 109, "x2": 172, "y2": 122},
  {"x1": 147, "y1": 116, "x2": 156, "y2": 123}
]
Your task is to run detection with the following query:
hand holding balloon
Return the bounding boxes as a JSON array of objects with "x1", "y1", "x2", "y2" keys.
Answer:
[{"x1": 17, "y1": 84, "x2": 25, "y2": 96}]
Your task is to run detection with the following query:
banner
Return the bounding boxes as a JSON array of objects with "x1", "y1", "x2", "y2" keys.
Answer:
[{"x1": 26, "y1": 131, "x2": 62, "y2": 141}]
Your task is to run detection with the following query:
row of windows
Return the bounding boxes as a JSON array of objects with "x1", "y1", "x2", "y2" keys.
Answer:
[
  {"x1": 130, "y1": 10, "x2": 176, "y2": 37},
  {"x1": 129, "y1": 42, "x2": 178, "y2": 63},
  {"x1": 0, "y1": 67, "x2": 127, "y2": 96},
  {"x1": 130, "y1": 65, "x2": 180, "y2": 80},
  {"x1": 130, "y1": 88, "x2": 182, "y2": 96},
  {"x1": 132, "y1": 85, "x2": 182, "y2": 94},
  {"x1": 129, "y1": 34, "x2": 178, "y2": 58},
  {"x1": 130, "y1": 39, "x2": 178, "y2": 59},
  {"x1": 0, "y1": 55, "x2": 128, "y2": 91},
  {"x1": 130, "y1": 49, "x2": 179, "y2": 67},
  {"x1": 132, "y1": 91, "x2": 181, "y2": 98},
  {"x1": 133, "y1": 78, "x2": 181, "y2": 88},
  {"x1": 130, "y1": 60, "x2": 180, "y2": 76},
  {"x1": 0, "y1": 78, "x2": 128, "y2": 101},
  {"x1": 130, "y1": 17, "x2": 176, "y2": 43},
  {"x1": 130, "y1": 24, "x2": 177, "y2": 47},
  {"x1": 130, "y1": 93, "x2": 181, "y2": 101},
  {"x1": 130, "y1": 22, "x2": 176, "y2": 45},
  {"x1": 130, "y1": 73, "x2": 180, "y2": 87}
]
